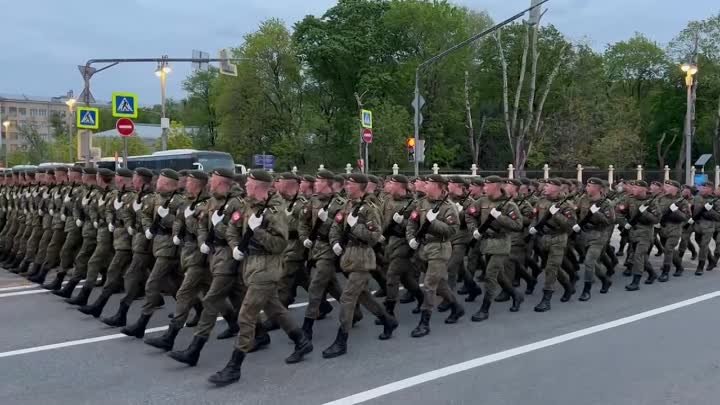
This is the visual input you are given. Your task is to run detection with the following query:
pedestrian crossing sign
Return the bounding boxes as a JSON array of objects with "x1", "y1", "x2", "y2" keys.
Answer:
[
  {"x1": 361, "y1": 109, "x2": 372, "y2": 129},
  {"x1": 76, "y1": 107, "x2": 99, "y2": 129},
  {"x1": 112, "y1": 92, "x2": 139, "y2": 118}
]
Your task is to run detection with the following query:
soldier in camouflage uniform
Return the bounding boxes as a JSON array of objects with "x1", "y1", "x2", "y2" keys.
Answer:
[
  {"x1": 122, "y1": 169, "x2": 185, "y2": 338},
  {"x1": 6, "y1": 170, "x2": 33, "y2": 271},
  {"x1": 144, "y1": 170, "x2": 211, "y2": 351},
  {"x1": 275, "y1": 172, "x2": 306, "y2": 307},
  {"x1": 689, "y1": 182, "x2": 719, "y2": 276},
  {"x1": 407, "y1": 174, "x2": 464, "y2": 338},
  {"x1": 677, "y1": 185, "x2": 698, "y2": 270},
  {"x1": 30, "y1": 167, "x2": 70, "y2": 284},
  {"x1": 16, "y1": 169, "x2": 47, "y2": 276},
  {"x1": 500, "y1": 178, "x2": 538, "y2": 295},
  {"x1": 78, "y1": 169, "x2": 136, "y2": 317},
  {"x1": 656, "y1": 180, "x2": 690, "y2": 281},
  {"x1": 207, "y1": 169, "x2": 312, "y2": 387},
  {"x1": 0, "y1": 172, "x2": 20, "y2": 263},
  {"x1": 25, "y1": 169, "x2": 57, "y2": 280},
  {"x1": 621, "y1": 180, "x2": 661, "y2": 290}
]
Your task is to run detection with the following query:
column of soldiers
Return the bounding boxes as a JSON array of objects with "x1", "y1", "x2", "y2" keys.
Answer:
[{"x1": 2, "y1": 165, "x2": 717, "y2": 387}]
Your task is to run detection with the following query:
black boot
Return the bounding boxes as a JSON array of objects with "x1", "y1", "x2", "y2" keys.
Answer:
[
  {"x1": 579, "y1": 282, "x2": 592, "y2": 302},
  {"x1": 144, "y1": 322, "x2": 182, "y2": 351},
  {"x1": 24, "y1": 262, "x2": 41, "y2": 279},
  {"x1": 378, "y1": 314, "x2": 398, "y2": 340},
  {"x1": 101, "y1": 302, "x2": 130, "y2": 327},
  {"x1": 509, "y1": 290, "x2": 524, "y2": 312},
  {"x1": 464, "y1": 281, "x2": 482, "y2": 303},
  {"x1": 457, "y1": 284, "x2": 469, "y2": 295},
  {"x1": 248, "y1": 322, "x2": 271, "y2": 353},
  {"x1": 525, "y1": 278, "x2": 538, "y2": 295},
  {"x1": 622, "y1": 265, "x2": 632, "y2": 277},
  {"x1": 410, "y1": 310, "x2": 431, "y2": 338},
  {"x1": 534, "y1": 290, "x2": 553, "y2": 313},
  {"x1": 208, "y1": 349, "x2": 245, "y2": 386},
  {"x1": 95, "y1": 272, "x2": 107, "y2": 287},
  {"x1": 560, "y1": 278, "x2": 575, "y2": 302},
  {"x1": 658, "y1": 265, "x2": 670, "y2": 282},
  {"x1": 322, "y1": 328, "x2": 349, "y2": 359},
  {"x1": 599, "y1": 275, "x2": 612, "y2": 294},
  {"x1": 471, "y1": 298, "x2": 492, "y2": 322},
  {"x1": 65, "y1": 287, "x2": 91, "y2": 306},
  {"x1": 120, "y1": 313, "x2": 152, "y2": 338},
  {"x1": 262, "y1": 317, "x2": 280, "y2": 331},
  {"x1": 29, "y1": 266, "x2": 50, "y2": 284},
  {"x1": 625, "y1": 274, "x2": 642, "y2": 291},
  {"x1": 16, "y1": 260, "x2": 31, "y2": 276},
  {"x1": 52, "y1": 278, "x2": 79, "y2": 298},
  {"x1": 285, "y1": 328, "x2": 313, "y2": 364},
  {"x1": 216, "y1": 311, "x2": 239, "y2": 340},
  {"x1": 168, "y1": 336, "x2": 207, "y2": 367},
  {"x1": 318, "y1": 299, "x2": 334, "y2": 319},
  {"x1": 185, "y1": 302, "x2": 203, "y2": 327},
  {"x1": 695, "y1": 260, "x2": 706, "y2": 276},
  {"x1": 444, "y1": 302, "x2": 465, "y2": 324},
  {"x1": 493, "y1": 291, "x2": 511, "y2": 303},
  {"x1": 376, "y1": 300, "x2": 396, "y2": 325},
  {"x1": 399, "y1": 289, "x2": 415, "y2": 304},
  {"x1": 644, "y1": 267, "x2": 657, "y2": 284},
  {"x1": 437, "y1": 300, "x2": 451, "y2": 313},
  {"x1": 302, "y1": 317, "x2": 315, "y2": 341},
  {"x1": 411, "y1": 290, "x2": 424, "y2": 314},
  {"x1": 43, "y1": 272, "x2": 65, "y2": 290},
  {"x1": 673, "y1": 264, "x2": 684, "y2": 277},
  {"x1": 78, "y1": 291, "x2": 112, "y2": 318}
]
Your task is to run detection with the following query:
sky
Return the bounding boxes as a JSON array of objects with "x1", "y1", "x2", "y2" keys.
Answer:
[{"x1": 0, "y1": 0, "x2": 717, "y2": 105}]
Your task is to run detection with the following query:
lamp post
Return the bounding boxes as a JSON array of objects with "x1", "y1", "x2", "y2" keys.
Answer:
[
  {"x1": 65, "y1": 96, "x2": 77, "y2": 162},
  {"x1": 155, "y1": 56, "x2": 172, "y2": 151},
  {"x1": 2, "y1": 120, "x2": 10, "y2": 167},
  {"x1": 681, "y1": 62, "x2": 698, "y2": 185}
]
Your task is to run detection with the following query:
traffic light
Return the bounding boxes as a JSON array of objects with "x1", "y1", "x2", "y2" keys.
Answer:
[{"x1": 406, "y1": 137, "x2": 416, "y2": 162}]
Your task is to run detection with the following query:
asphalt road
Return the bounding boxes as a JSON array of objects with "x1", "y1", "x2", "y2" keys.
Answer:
[{"x1": 2, "y1": 236, "x2": 720, "y2": 405}]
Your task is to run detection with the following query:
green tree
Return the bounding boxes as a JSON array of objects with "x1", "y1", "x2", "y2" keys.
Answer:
[
  {"x1": 155, "y1": 121, "x2": 193, "y2": 150},
  {"x1": 183, "y1": 68, "x2": 220, "y2": 146}
]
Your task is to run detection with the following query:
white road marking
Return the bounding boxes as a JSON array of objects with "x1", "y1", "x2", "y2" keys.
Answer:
[
  {"x1": 0, "y1": 284, "x2": 82, "y2": 298},
  {"x1": 321, "y1": 290, "x2": 720, "y2": 405},
  {"x1": 0, "y1": 284, "x2": 38, "y2": 292}
]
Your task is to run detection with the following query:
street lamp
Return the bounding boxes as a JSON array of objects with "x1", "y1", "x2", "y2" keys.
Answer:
[
  {"x1": 681, "y1": 62, "x2": 698, "y2": 185},
  {"x1": 65, "y1": 97, "x2": 77, "y2": 162},
  {"x1": 155, "y1": 56, "x2": 171, "y2": 151},
  {"x1": 2, "y1": 120, "x2": 10, "y2": 167}
]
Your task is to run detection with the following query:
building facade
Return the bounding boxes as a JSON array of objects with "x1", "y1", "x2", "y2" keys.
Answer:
[{"x1": 0, "y1": 92, "x2": 77, "y2": 154}]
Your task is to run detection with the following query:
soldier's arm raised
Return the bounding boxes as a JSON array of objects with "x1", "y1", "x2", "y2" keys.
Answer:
[
  {"x1": 428, "y1": 204, "x2": 457, "y2": 238},
  {"x1": 496, "y1": 202, "x2": 523, "y2": 231},
  {"x1": 350, "y1": 206, "x2": 382, "y2": 245},
  {"x1": 253, "y1": 206, "x2": 288, "y2": 254}
]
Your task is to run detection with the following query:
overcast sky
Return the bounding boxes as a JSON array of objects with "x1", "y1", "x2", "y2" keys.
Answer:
[{"x1": 0, "y1": 0, "x2": 717, "y2": 105}]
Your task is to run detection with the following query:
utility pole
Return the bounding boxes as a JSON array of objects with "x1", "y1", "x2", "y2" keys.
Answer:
[{"x1": 682, "y1": 33, "x2": 699, "y2": 185}]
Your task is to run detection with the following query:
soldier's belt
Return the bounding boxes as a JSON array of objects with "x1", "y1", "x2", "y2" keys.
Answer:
[
  {"x1": 317, "y1": 234, "x2": 329, "y2": 243},
  {"x1": 248, "y1": 247, "x2": 272, "y2": 256},
  {"x1": 155, "y1": 229, "x2": 171, "y2": 236},
  {"x1": 212, "y1": 238, "x2": 228, "y2": 246},
  {"x1": 288, "y1": 230, "x2": 299, "y2": 240}
]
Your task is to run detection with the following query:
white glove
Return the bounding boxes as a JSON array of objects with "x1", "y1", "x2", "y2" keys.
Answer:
[
  {"x1": 285, "y1": 208, "x2": 293, "y2": 217},
  {"x1": 688, "y1": 218, "x2": 695, "y2": 225},
  {"x1": 332, "y1": 243, "x2": 343, "y2": 256},
  {"x1": 38, "y1": 209, "x2": 43, "y2": 215},
  {"x1": 409, "y1": 238, "x2": 419, "y2": 250},
  {"x1": 473, "y1": 230, "x2": 481, "y2": 240},
  {"x1": 347, "y1": 212, "x2": 358, "y2": 227},
  {"x1": 61, "y1": 214, "x2": 66, "y2": 221},
  {"x1": 318, "y1": 208, "x2": 328, "y2": 222},
  {"x1": 529, "y1": 227, "x2": 538, "y2": 235},
  {"x1": 108, "y1": 224, "x2": 115, "y2": 233},
  {"x1": 211, "y1": 210, "x2": 224, "y2": 227},
  {"x1": 490, "y1": 208, "x2": 501, "y2": 218},
  {"x1": 455, "y1": 203, "x2": 464, "y2": 213},
  {"x1": 378, "y1": 235, "x2": 386, "y2": 244},
  {"x1": 248, "y1": 213, "x2": 263, "y2": 231},
  {"x1": 654, "y1": 224, "x2": 661, "y2": 229},
  {"x1": 549, "y1": 205, "x2": 560, "y2": 215},
  {"x1": 426, "y1": 209, "x2": 438, "y2": 222},
  {"x1": 145, "y1": 229, "x2": 153, "y2": 240},
  {"x1": 75, "y1": 219, "x2": 83, "y2": 228},
  {"x1": 200, "y1": 243, "x2": 211, "y2": 254},
  {"x1": 392, "y1": 212, "x2": 404, "y2": 224},
  {"x1": 624, "y1": 223, "x2": 632, "y2": 230},
  {"x1": 572, "y1": 224, "x2": 581, "y2": 233},
  {"x1": 157, "y1": 205, "x2": 169, "y2": 218},
  {"x1": 172, "y1": 235, "x2": 181, "y2": 246},
  {"x1": 127, "y1": 227, "x2": 135, "y2": 236},
  {"x1": 303, "y1": 239, "x2": 313, "y2": 249},
  {"x1": 49, "y1": 209, "x2": 54, "y2": 216},
  {"x1": 639, "y1": 205, "x2": 648, "y2": 213},
  {"x1": 705, "y1": 203, "x2": 713, "y2": 211},
  {"x1": 590, "y1": 205, "x2": 600, "y2": 214},
  {"x1": 670, "y1": 203, "x2": 678, "y2": 212},
  {"x1": 233, "y1": 246, "x2": 245, "y2": 261},
  {"x1": 93, "y1": 221, "x2": 98, "y2": 229}
]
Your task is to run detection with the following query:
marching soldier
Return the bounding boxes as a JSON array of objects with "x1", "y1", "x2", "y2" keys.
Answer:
[
  {"x1": 16, "y1": 169, "x2": 46, "y2": 276},
  {"x1": 656, "y1": 180, "x2": 690, "y2": 281},
  {"x1": 30, "y1": 167, "x2": 70, "y2": 284},
  {"x1": 690, "y1": 182, "x2": 720, "y2": 275},
  {"x1": 25, "y1": 169, "x2": 57, "y2": 281},
  {"x1": 677, "y1": 185, "x2": 698, "y2": 271},
  {"x1": 622, "y1": 180, "x2": 660, "y2": 290}
]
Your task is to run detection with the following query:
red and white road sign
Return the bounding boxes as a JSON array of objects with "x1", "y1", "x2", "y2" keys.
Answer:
[
  {"x1": 116, "y1": 118, "x2": 135, "y2": 137},
  {"x1": 362, "y1": 128, "x2": 373, "y2": 144}
]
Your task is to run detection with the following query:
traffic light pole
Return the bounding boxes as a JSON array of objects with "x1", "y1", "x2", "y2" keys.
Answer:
[{"x1": 411, "y1": 0, "x2": 549, "y2": 176}]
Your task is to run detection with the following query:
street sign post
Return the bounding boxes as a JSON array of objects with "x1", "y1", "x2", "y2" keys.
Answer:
[
  {"x1": 112, "y1": 92, "x2": 139, "y2": 118},
  {"x1": 362, "y1": 128, "x2": 373, "y2": 144},
  {"x1": 77, "y1": 107, "x2": 99, "y2": 129},
  {"x1": 253, "y1": 154, "x2": 276, "y2": 170},
  {"x1": 361, "y1": 109, "x2": 373, "y2": 129},
  {"x1": 116, "y1": 118, "x2": 135, "y2": 137}
]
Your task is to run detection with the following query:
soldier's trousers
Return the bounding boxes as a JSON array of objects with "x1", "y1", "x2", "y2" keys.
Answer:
[
  {"x1": 660, "y1": 228, "x2": 683, "y2": 270},
  {"x1": 235, "y1": 281, "x2": 295, "y2": 352},
  {"x1": 278, "y1": 259, "x2": 308, "y2": 307},
  {"x1": 120, "y1": 252, "x2": 154, "y2": 306},
  {"x1": 538, "y1": 234, "x2": 570, "y2": 292},
  {"x1": 170, "y1": 264, "x2": 211, "y2": 327},
  {"x1": 386, "y1": 255, "x2": 421, "y2": 303},
  {"x1": 305, "y1": 258, "x2": 343, "y2": 320},
  {"x1": 678, "y1": 226, "x2": 696, "y2": 257},
  {"x1": 582, "y1": 237, "x2": 608, "y2": 283},
  {"x1": 32, "y1": 228, "x2": 53, "y2": 266},
  {"x1": 23, "y1": 226, "x2": 43, "y2": 263},
  {"x1": 195, "y1": 273, "x2": 245, "y2": 338},
  {"x1": 141, "y1": 257, "x2": 182, "y2": 316},
  {"x1": 101, "y1": 250, "x2": 133, "y2": 294},
  {"x1": 630, "y1": 238, "x2": 652, "y2": 276},
  {"x1": 69, "y1": 237, "x2": 97, "y2": 282},
  {"x1": 505, "y1": 243, "x2": 533, "y2": 284},
  {"x1": 420, "y1": 258, "x2": 456, "y2": 311},
  {"x1": 339, "y1": 271, "x2": 388, "y2": 333},
  {"x1": 13, "y1": 224, "x2": 30, "y2": 256},
  {"x1": 484, "y1": 253, "x2": 508, "y2": 300},
  {"x1": 41, "y1": 229, "x2": 66, "y2": 269},
  {"x1": 695, "y1": 229, "x2": 714, "y2": 267},
  {"x1": 447, "y1": 244, "x2": 472, "y2": 290},
  {"x1": 82, "y1": 242, "x2": 114, "y2": 291},
  {"x1": 59, "y1": 229, "x2": 82, "y2": 272}
]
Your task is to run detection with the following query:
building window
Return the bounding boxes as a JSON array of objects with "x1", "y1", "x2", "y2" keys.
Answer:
[
  {"x1": 39, "y1": 110, "x2": 47, "y2": 117},
  {"x1": 30, "y1": 109, "x2": 38, "y2": 117},
  {"x1": 0, "y1": 106, "x2": 4, "y2": 114},
  {"x1": 8, "y1": 107, "x2": 16, "y2": 116},
  {"x1": 18, "y1": 108, "x2": 26, "y2": 116}
]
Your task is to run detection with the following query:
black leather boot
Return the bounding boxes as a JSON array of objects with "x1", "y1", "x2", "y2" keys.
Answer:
[
  {"x1": 411, "y1": 289, "x2": 424, "y2": 314},
  {"x1": 599, "y1": 275, "x2": 612, "y2": 294},
  {"x1": 144, "y1": 322, "x2": 182, "y2": 351},
  {"x1": 185, "y1": 302, "x2": 203, "y2": 327},
  {"x1": 78, "y1": 290, "x2": 112, "y2": 318},
  {"x1": 168, "y1": 336, "x2": 207, "y2": 367},
  {"x1": 16, "y1": 260, "x2": 32, "y2": 277},
  {"x1": 673, "y1": 264, "x2": 684, "y2": 277},
  {"x1": 579, "y1": 282, "x2": 592, "y2": 302},
  {"x1": 318, "y1": 299, "x2": 334, "y2": 319},
  {"x1": 559, "y1": 278, "x2": 575, "y2": 302},
  {"x1": 534, "y1": 290, "x2": 553, "y2": 312},
  {"x1": 261, "y1": 317, "x2": 280, "y2": 331},
  {"x1": 494, "y1": 291, "x2": 511, "y2": 303},
  {"x1": 411, "y1": 310, "x2": 431, "y2": 338},
  {"x1": 471, "y1": 297, "x2": 492, "y2": 322},
  {"x1": 376, "y1": 300, "x2": 396, "y2": 325},
  {"x1": 525, "y1": 277, "x2": 538, "y2": 295},
  {"x1": 444, "y1": 302, "x2": 465, "y2": 324},
  {"x1": 216, "y1": 311, "x2": 240, "y2": 340},
  {"x1": 29, "y1": 266, "x2": 51, "y2": 284},
  {"x1": 52, "y1": 278, "x2": 79, "y2": 298},
  {"x1": 625, "y1": 274, "x2": 642, "y2": 291},
  {"x1": 248, "y1": 322, "x2": 271, "y2": 353},
  {"x1": 43, "y1": 272, "x2": 65, "y2": 290},
  {"x1": 658, "y1": 265, "x2": 670, "y2": 282},
  {"x1": 695, "y1": 260, "x2": 705, "y2": 276},
  {"x1": 24, "y1": 262, "x2": 40, "y2": 279},
  {"x1": 207, "y1": 349, "x2": 245, "y2": 386},
  {"x1": 322, "y1": 328, "x2": 349, "y2": 358},
  {"x1": 120, "y1": 313, "x2": 152, "y2": 338},
  {"x1": 65, "y1": 286, "x2": 91, "y2": 306},
  {"x1": 302, "y1": 317, "x2": 315, "y2": 341},
  {"x1": 463, "y1": 279, "x2": 482, "y2": 303},
  {"x1": 101, "y1": 302, "x2": 130, "y2": 327},
  {"x1": 399, "y1": 289, "x2": 415, "y2": 304},
  {"x1": 285, "y1": 328, "x2": 313, "y2": 364},
  {"x1": 437, "y1": 300, "x2": 451, "y2": 313},
  {"x1": 644, "y1": 267, "x2": 657, "y2": 284},
  {"x1": 509, "y1": 289, "x2": 524, "y2": 312},
  {"x1": 378, "y1": 314, "x2": 398, "y2": 340}
]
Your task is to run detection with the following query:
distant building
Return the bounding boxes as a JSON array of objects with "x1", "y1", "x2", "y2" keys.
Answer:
[{"x1": 94, "y1": 123, "x2": 199, "y2": 152}]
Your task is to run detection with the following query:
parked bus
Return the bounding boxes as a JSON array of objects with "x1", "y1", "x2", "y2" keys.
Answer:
[{"x1": 79, "y1": 150, "x2": 235, "y2": 173}]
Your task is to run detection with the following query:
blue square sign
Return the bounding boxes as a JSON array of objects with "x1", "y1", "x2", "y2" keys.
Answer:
[{"x1": 112, "y1": 92, "x2": 138, "y2": 118}]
